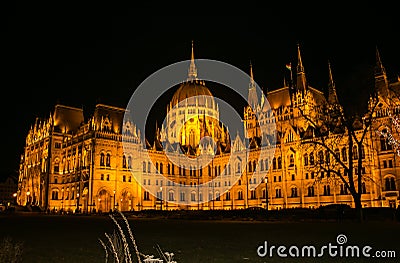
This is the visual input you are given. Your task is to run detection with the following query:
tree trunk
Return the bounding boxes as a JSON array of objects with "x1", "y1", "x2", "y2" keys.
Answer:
[{"x1": 353, "y1": 194, "x2": 363, "y2": 222}]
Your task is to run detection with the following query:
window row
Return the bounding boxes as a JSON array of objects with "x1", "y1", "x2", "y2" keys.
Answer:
[
  {"x1": 140, "y1": 181, "x2": 374, "y2": 202},
  {"x1": 53, "y1": 155, "x2": 89, "y2": 174},
  {"x1": 303, "y1": 146, "x2": 365, "y2": 166},
  {"x1": 98, "y1": 174, "x2": 131, "y2": 182},
  {"x1": 51, "y1": 189, "x2": 78, "y2": 200},
  {"x1": 142, "y1": 161, "x2": 232, "y2": 176}
]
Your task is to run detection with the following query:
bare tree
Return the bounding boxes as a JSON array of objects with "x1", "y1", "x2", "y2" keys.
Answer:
[{"x1": 299, "y1": 94, "x2": 380, "y2": 221}]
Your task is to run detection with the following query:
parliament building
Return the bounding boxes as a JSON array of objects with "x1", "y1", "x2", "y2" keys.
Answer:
[{"x1": 17, "y1": 44, "x2": 400, "y2": 212}]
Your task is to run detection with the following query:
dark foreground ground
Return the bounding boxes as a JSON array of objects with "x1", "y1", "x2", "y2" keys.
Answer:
[{"x1": 0, "y1": 212, "x2": 399, "y2": 263}]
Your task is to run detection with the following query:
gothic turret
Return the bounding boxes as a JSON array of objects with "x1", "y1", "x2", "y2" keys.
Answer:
[
  {"x1": 188, "y1": 40, "x2": 198, "y2": 81},
  {"x1": 296, "y1": 44, "x2": 307, "y2": 94},
  {"x1": 375, "y1": 47, "x2": 389, "y2": 98},
  {"x1": 248, "y1": 62, "x2": 258, "y2": 110},
  {"x1": 327, "y1": 61, "x2": 339, "y2": 105}
]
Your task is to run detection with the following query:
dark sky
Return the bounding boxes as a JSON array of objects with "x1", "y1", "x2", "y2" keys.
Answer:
[{"x1": 3, "y1": 3, "x2": 399, "y2": 179}]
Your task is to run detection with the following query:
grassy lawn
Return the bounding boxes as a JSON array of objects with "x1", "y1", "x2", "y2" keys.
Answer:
[{"x1": 0, "y1": 213, "x2": 399, "y2": 262}]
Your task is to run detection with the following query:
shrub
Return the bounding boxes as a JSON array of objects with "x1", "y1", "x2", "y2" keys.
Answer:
[{"x1": 0, "y1": 237, "x2": 23, "y2": 263}]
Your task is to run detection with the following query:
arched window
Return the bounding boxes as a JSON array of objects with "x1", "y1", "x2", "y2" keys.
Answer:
[
  {"x1": 225, "y1": 191, "x2": 231, "y2": 200},
  {"x1": 215, "y1": 191, "x2": 221, "y2": 201},
  {"x1": 385, "y1": 177, "x2": 396, "y2": 191},
  {"x1": 277, "y1": 157, "x2": 282, "y2": 169},
  {"x1": 304, "y1": 154, "x2": 308, "y2": 166},
  {"x1": 340, "y1": 184, "x2": 348, "y2": 195},
  {"x1": 122, "y1": 155, "x2": 127, "y2": 168},
  {"x1": 260, "y1": 160, "x2": 264, "y2": 171},
  {"x1": 51, "y1": 190, "x2": 59, "y2": 200},
  {"x1": 341, "y1": 147, "x2": 347, "y2": 162},
  {"x1": 309, "y1": 152, "x2": 314, "y2": 165},
  {"x1": 275, "y1": 188, "x2": 282, "y2": 198},
  {"x1": 250, "y1": 190, "x2": 256, "y2": 199},
  {"x1": 291, "y1": 187, "x2": 298, "y2": 197},
  {"x1": 289, "y1": 154, "x2": 294, "y2": 167},
  {"x1": 380, "y1": 131, "x2": 393, "y2": 151},
  {"x1": 253, "y1": 160, "x2": 257, "y2": 172},
  {"x1": 391, "y1": 177, "x2": 396, "y2": 190},
  {"x1": 352, "y1": 146, "x2": 358, "y2": 160},
  {"x1": 144, "y1": 191, "x2": 150, "y2": 201},
  {"x1": 323, "y1": 185, "x2": 331, "y2": 196},
  {"x1": 318, "y1": 151, "x2": 324, "y2": 164},
  {"x1": 159, "y1": 163, "x2": 163, "y2": 174},
  {"x1": 237, "y1": 190, "x2": 243, "y2": 200},
  {"x1": 142, "y1": 162, "x2": 146, "y2": 172},
  {"x1": 168, "y1": 191, "x2": 174, "y2": 201},
  {"x1": 54, "y1": 159, "x2": 60, "y2": 174},
  {"x1": 325, "y1": 150, "x2": 330, "y2": 164},
  {"x1": 273, "y1": 158, "x2": 277, "y2": 170},
  {"x1": 180, "y1": 192, "x2": 185, "y2": 201},
  {"x1": 122, "y1": 175, "x2": 126, "y2": 182},
  {"x1": 128, "y1": 156, "x2": 132, "y2": 169},
  {"x1": 248, "y1": 161, "x2": 252, "y2": 173},
  {"x1": 147, "y1": 162, "x2": 151, "y2": 173},
  {"x1": 100, "y1": 153, "x2": 105, "y2": 166},
  {"x1": 106, "y1": 153, "x2": 111, "y2": 167},
  {"x1": 307, "y1": 186, "x2": 314, "y2": 197},
  {"x1": 361, "y1": 182, "x2": 366, "y2": 194},
  {"x1": 190, "y1": 192, "x2": 196, "y2": 202}
]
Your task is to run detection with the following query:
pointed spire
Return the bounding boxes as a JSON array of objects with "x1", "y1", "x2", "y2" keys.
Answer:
[
  {"x1": 248, "y1": 61, "x2": 258, "y2": 109},
  {"x1": 375, "y1": 46, "x2": 386, "y2": 76},
  {"x1": 375, "y1": 46, "x2": 388, "y2": 97},
  {"x1": 296, "y1": 43, "x2": 307, "y2": 93},
  {"x1": 297, "y1": 43, "x2": 304, "y2": 73},
  {"x1": 188, "y1": 40, "x2": 198, "y2": 81},
  {"x1": 327, "y1": 61, "x2": 339, "y2": 104},
  {"x1": 250, "y1": 61, "x2": 255, "y2": 87}
]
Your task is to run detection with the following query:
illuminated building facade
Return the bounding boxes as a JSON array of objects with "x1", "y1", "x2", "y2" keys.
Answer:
[{"x1": 17, "y1": 45, "x2": 400, "y2": 212}]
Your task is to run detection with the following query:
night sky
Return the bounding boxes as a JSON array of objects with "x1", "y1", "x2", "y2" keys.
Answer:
[{"x1": 3, "y1": 3, "x2": 399, "y2": 179}]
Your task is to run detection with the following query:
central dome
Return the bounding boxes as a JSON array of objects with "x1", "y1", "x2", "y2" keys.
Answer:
[{"x1": 171, "y1": 80, "x2": 214, "y2": 108}]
